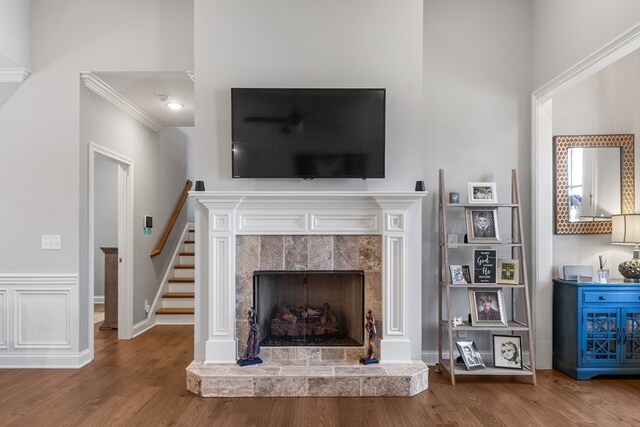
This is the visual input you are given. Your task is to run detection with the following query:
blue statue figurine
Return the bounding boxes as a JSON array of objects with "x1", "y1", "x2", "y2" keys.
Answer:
[
  {"x1": 360, "y1": 308, "x2": 379, "y2": 364},
  {"x1": 238, "y1": 307, "x2": 262, "y2": 366}
]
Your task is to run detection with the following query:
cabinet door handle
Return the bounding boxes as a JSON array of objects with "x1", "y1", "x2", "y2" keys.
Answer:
[{"x1": 598, "y1": 296, "x2": 606, "y2": 301}]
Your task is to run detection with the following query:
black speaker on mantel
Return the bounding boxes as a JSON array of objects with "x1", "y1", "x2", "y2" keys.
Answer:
[
  {"x1": 195, "y1": 180, "x2": 205, "y2": 191},
  {"x1": 415, "y1": 180, "x2": 425, "y2": 192}
]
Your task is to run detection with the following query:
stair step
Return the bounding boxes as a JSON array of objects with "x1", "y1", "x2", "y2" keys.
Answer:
[
  {"x1": 184, "y1": 240, "x2": 195, "y2": 244},
  {"x1": 169, "y1": 278, "x2": 194, "y2": 283},
  {"x1": 156, "y1": 307, "x2": 194, "y2": 315},
  {"x1": 175, "y1": 264, "x2": 195, "y2": 269},
  {"x1": 163, "y1": 292, "x2": 194, "y2": 298},
  {"x1": 179, "y1": 252, "x2": 195, "y2": 256},
  {"x1": 169, "y1": 283, "x2": 194, "y2": 293}
]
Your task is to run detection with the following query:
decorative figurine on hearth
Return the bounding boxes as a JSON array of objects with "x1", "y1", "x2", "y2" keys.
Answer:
[
  {"x1": 360, "y1": 308, "x2": 379, "y2": 365},
  {"x1": 238, "y1": 307, "x2": 262, "y2": 366}
]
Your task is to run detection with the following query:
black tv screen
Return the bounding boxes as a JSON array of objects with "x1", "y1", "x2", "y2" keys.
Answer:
[{"x1": 231, "y1": 88, "x2": 385, "y2": 178}]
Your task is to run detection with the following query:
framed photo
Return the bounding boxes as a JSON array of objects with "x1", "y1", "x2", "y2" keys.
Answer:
[
  {"x1": 449, "y1": 265, "x2": 469, "y2": 284},
  {"x1": 493, "y1": 335, "x2": 523, "y2": 369},
  {"x1": 461, "y1": 265, "x2": 472, "y2": 284},
  {"x1": 468, "y1": 182, "x2": 498, "y2": 204},
  {"x1": 455, "y1": 340, "x2": 485, "y2": 370},
  {"x1": 469, "y1": 288, "x2": 508, "y2": 327},
  {"x1": 465, "y1": 208, "x2": 500, "y2": 243},
  {"x1": 473, "y1": 249, "x2": 496, "y2": 283},
  {"x1": 497, "y1": 259, "x2": 519, "y2": 284}
]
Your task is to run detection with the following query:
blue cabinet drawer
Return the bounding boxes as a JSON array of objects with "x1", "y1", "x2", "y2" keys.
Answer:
[{"x1": 583, "y1": 291, "x2": 640, "y2": 303}]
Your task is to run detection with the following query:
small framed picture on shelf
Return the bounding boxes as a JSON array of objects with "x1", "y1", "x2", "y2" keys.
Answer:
[
  {"x1": 468, "y1": 182, "x2": 497, "y2": 204},
  {"x1": 449, "y1": 265, "x2": 470, "y2": 284},
  {"x1": 469, "y1": 288, "x2": 508, "y2": 327},
  {"x1": 497, "y1": 259, "x2": 519, "y2": 284},
  {"x1": 461, "y1": 265, "x2": 472, "y2": 284},
  {"x1": 473, "y1": 249, "x2": 496, "y2": 283},
  {"x1": 466, "y1": 208, "x2": 500, "y2": 243},
  {"x1": 493, "y1": 335, "x2": 523, "y2": 369},
  {"x1": 456, "y1": 340, "x2": 485, "y2": 370}
]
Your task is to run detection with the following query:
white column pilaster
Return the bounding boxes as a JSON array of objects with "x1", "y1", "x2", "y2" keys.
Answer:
[{"x1": 197, "y1": 196, "x2": 243, "y2": 364}]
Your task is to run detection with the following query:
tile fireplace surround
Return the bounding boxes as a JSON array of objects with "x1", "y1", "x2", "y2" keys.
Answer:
[{"x1": 188, "y1": 191, "x2": 428, "y2": 397}]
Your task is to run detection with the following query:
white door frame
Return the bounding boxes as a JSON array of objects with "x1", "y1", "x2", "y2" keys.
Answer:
[
  {"x1": 88, "y1": 143, "x2": 135, "y2": 353},
  {"x1": 532, "y1": 24, "x2": 640, "y2": 369}
]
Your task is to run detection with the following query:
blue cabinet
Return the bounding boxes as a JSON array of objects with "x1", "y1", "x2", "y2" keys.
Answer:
[{"x1": 553, "y1": 279, "x2": 640, "y2": 379}]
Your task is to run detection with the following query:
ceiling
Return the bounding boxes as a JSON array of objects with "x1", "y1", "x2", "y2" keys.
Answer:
[{"x1": 93, "y1": 71, "x2": 194, "y2": 128}]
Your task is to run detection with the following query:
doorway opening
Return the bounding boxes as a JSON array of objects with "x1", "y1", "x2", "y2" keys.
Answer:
[{"x1": 88, "y1": 143, "x2": 134, "y2": 358}]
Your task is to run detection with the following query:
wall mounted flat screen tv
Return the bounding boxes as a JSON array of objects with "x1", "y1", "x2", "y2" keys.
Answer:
[{"x1": 231, "y1": 88, "x2": 385, "y2": 179}]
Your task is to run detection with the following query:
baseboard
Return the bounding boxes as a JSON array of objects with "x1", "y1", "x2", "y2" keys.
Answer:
[
  {"x1": 94, "y1": 296, "x2": 105, "y2": 304},
  {"x1": 0, "y1": 348, "x2": 92, "y2": 369},
  {"x1": 422, "y1": 351, "x2": 438, "y2": 365},
  {"x1": 132, "y1": 318, "x2": 155, "y2": 338}
]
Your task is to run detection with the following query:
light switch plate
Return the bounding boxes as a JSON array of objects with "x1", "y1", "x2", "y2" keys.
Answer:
[{"x1": 41, "y1": 235, "x2": 62, "y2": 250}]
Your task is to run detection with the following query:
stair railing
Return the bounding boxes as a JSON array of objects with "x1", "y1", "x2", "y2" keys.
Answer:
[{"x1": 150, "y1": 179, "x2": 193, "y2": 258}]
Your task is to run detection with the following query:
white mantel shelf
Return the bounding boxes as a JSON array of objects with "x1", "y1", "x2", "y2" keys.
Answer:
[
  {"x1": 191, "y1": 190, "x2": 425, "y2": 366},
  {"x1": 190, "y1": 190, "x2": 428, "y2": 198}
]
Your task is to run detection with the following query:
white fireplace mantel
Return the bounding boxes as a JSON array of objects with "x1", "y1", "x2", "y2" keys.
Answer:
[{"x1": 191, "y1": 191, "x2": 426, "y2": 364}]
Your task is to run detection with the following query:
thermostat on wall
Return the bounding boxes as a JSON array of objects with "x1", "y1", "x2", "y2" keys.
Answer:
[{"x1": 144, "y1": 216, "x2": 152, "y2": 234}]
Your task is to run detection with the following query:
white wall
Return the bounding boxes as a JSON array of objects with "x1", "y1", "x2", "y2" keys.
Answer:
[
  {"x1": 552, "y1": 49, "x2": 640, "y2": 279},
  {"x1": 192, "y1": 0, "x2": 533, "y2": 360},
  {"x1": 533, "y1": 0, "x2": 640, "y2": 89},
  {"x1": 0, "y1": 0, "x2": 193, "y2": 358},
  {"x1": 423, "y1": 0, "x2": 532, "y2": 355},
  {"x1": 0, "y1": 0, "x2": 31, "y2": 68},
  {"x1": 94, "y1": 156, "x2": 118, "y2": 299},
  {"x1": 177, "y1": 127, "x2": 196, "y2": 222},
  {"x1": 194, "y1": 0, "x2": 424, "y2": 192}
]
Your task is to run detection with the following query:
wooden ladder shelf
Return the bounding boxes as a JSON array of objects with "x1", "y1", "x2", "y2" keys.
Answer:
[{"x1": 438, "y1": 169, "x2": 537, "y2": 385}]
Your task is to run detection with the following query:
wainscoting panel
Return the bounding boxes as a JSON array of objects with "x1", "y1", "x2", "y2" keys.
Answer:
[
  {"x1": 15, "y1": 290, "x2": 71, "y2": 349},
  {"x1": 0, "y1": 274, "x2": 82, "y2": 368},
  {"x1": 0, "y1": 290, "x2": 6, "y2": 350}
]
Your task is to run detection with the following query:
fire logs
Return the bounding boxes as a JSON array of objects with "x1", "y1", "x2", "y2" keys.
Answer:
[{"x1": 271, "y1": 302, "x2": 337, "y2": 336}]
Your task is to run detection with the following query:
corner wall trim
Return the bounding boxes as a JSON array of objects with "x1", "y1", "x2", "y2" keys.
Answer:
[
  {"x1": 132, "y1": 319, "x2": 155, "y2": 338},
  {"x1": 80, "y1": 72, "x2": 162, "y2": 132},
  {"x1": 0, "y1": 67, "x2": 31, "y2": 83}
]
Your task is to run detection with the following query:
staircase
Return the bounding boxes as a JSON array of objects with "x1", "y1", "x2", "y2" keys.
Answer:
[{"x1": 155, "y1": 228, "x2": 195, "y2": 324}]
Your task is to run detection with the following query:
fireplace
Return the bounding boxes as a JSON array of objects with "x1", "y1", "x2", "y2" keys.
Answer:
[
  {"x1": 192, "y1": 191, "x2": 425, "y2": 365},
  {"x1": 254, "y1": 270, "x2": 364, "y2": 347},
  {"x1": 188, "y1": 191, "x2": 428, "y2": 397}
]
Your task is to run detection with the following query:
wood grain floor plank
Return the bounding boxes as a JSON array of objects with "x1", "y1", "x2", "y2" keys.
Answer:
[{"x1": 2, "y1": 326, "x2": 640, "y2": 426}]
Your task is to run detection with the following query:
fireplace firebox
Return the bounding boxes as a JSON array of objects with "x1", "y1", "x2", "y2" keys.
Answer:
[{"x1": 254, "y1": 270, "x2": 364, "y2": 347}]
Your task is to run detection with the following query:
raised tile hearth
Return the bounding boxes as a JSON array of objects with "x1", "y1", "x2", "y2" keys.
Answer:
[{"x1": 187, "y1": 360, "x2": 429, "y2": 397}]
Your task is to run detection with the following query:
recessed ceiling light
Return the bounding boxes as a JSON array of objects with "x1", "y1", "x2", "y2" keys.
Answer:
[{"x1": 166, "y1": 101, "x2": 184, "y2": 111}]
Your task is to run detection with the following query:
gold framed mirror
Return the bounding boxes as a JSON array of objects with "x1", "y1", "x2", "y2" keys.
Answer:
[{"x1": 554, "y1": 134, "x2": 635, "y2": 234}]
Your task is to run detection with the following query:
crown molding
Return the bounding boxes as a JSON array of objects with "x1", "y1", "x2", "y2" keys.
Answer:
[
  {"x1": 533, "y1": 22, "x2": 640, "y2": 101},
  {"x1": 0, "y1": 67, "x2": 31, "y2": 83},
  {"x1": 80, "y1": 72, "x2": 162, "y2": 132},
  {"x1": 186, "y1": 71, "x2": 195, "y2": 82}
]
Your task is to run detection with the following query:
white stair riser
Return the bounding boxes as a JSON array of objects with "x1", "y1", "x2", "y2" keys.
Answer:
[
  {"x1": 156, "y1": 314, "x2": 194, "y2": 325},
  {"x1": 169, "y1": 283, "x2": 194, "y2": 293},
  {"x1": 180, "y1": 255, "x2": 195, "y2": 264},
  {"x1": 173, "y1": 268, "x2": 195, "y2": 279},
  {"x1": 163, "y1": 298, "x2": 194, "y2": 308},
  {"x1": 183, "y1": 242, "x2": 195, "y2": 252}
]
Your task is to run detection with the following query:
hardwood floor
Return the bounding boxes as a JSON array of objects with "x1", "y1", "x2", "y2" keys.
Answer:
[{"x1": 1, "y1": 326, "x2": 639, "y2": 426}]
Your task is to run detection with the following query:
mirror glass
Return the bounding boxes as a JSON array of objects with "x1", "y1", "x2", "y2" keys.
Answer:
[
  {"x1": 567, "y1": 147, "x2": 620, "y2": 221},
  {"x1": 554, "y1": 134, "x2": 634, "y2": 235}
]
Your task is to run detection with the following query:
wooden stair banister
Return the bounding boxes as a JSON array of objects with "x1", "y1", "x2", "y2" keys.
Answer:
[{"x1": 150, "y1": 179, "x2": 193, "y2": 258}]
